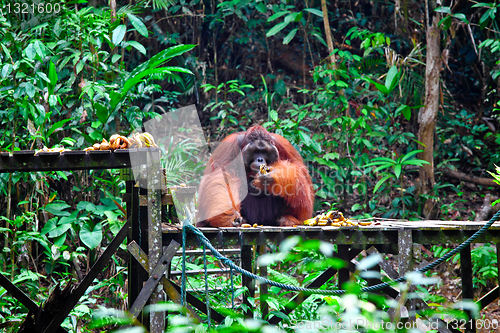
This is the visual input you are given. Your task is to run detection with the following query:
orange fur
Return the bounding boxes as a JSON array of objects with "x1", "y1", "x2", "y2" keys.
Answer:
[{"x1": 197, "y1": 126, "x2": 314, "y2": 227}]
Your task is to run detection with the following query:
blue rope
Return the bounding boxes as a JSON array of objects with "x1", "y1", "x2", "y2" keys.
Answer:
[
  {"x1": 181, "y1": 223, "x2": 187, "y2": 306},
  {"x1": 230, "y1": 267, "x2": 235, "y2": 309},
  {"x1": 181, "y1": 210, "x2": 500, "y2": 295},
  {"x1": 202, "y1": 244, "x2": 212, "y2": 329}
]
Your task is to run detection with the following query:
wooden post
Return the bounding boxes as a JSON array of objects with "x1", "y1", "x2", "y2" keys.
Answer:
[
  {"x1": 258, "y1": 245, "x2": 268, "y2": 318},
  {"x1": 148, "y1": 149, "x2": 164, "y2": 332},
  {"x1": 461, "y1": 244, "x2": 475, "y2": 333},
  {"x1": 338, "y1": 245, "x2": 350, "y2": 288},
  {"x1": 399, "y1": 229, "x2": 414, "y2": 320},
  {"x1": 126, "y1": 170, "x2": 143, "y2": 309},
  {"x1": 241, "y1": 245, "x2": 255, "y2": 317}
]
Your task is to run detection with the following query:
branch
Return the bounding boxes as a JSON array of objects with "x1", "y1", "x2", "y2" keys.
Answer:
[{"x1": 442, "y1": 168, "x2": 500, "y2": 187}]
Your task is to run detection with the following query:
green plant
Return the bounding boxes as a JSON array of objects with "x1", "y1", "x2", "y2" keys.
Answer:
[
  {"x1": 453, "y1": 244, "x2": 498, "y2": 289},
  {"x1": 201, "y1": 79, "x2": 254, "y2": 128},
  {"x1": 364, "y1": 150, "x2": 429, "y2": 218}
]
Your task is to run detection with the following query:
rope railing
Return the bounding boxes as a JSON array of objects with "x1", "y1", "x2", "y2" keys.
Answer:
[{"x1": 180, "y1": 210, "x2": 500, "y2": 297}]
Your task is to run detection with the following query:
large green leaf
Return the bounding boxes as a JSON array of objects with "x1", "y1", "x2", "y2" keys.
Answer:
[
  {"x1": 94, "y1": 102, "x2": 109, "y2": 124},
  {"x1": 303, "y1": 8, "x2": 323, "y2": 17},
  {"x1": 44, "y1": 202, "x2": 71, "y2": 216},
  {"x1": 266, "y1": 21, "x2": 289, "y2": 37},
  {"x1": 361, "y1": 77, "x2": 388, "y2": 95},
  {"x1": 112, "y1": 25, "x2": 127, "y2": 46},
  {"x1": 25, "y1": 82, "x2": 36, "y2": 98},
  {"x1": 116, "y1": 45, "x2": 195, "y2": 111},
  {"x1": 267, "y1": 11, "x2": 289, "y2": 22},
  {"x1": 80, "y1": 222, "x2": 103, "y2": 249},
  {"x1": 126, "y1": 41, "x2": 146, "y2": 55},
  {"x1": 48, "y1": 223, "x2": 71, "y2": 238},
  {"x1": 384, "y1": 66, "x2": 399, "y2": 93},
  {"x1": 127, "y1": 13, "x2": 148, "y2": 37},
  {"x1": 283, "y1": 28, "x2": 298, "y2": 45},
  {"x1": 47, "y1": 118, "x2": 72, "y2": 138},
  {"x1": 48, "y1": 61, "x2": 58, "y2": 95}
]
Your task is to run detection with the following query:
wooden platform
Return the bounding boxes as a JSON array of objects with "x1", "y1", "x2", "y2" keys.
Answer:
[{"x1": 162, "y1": 219, "x2": 500, "y2": 247}]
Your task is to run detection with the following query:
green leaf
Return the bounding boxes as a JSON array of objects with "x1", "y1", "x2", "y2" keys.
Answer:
[
  {"x1": 283, "y1": 28, "x2": 298, "y2": 45},
  {"x1": 2, "y1": 64, "x2": 12, "y2": 78},
  {"x1": 111, "y1": 54, "x2": 121, "y2": 63},
  {"x1": 47, "y1": 118, "x2": 72, "y2": 138},
  {"x1": 266, "y1": 22, "x2": 289, "y2": 37},
  {"x1": 267, "y1": 11, "x2": 289, "y2": 22},
  {"x1": 374, "y1": 175, "x2": 391, "y2": 193},
  {"x1": 284, "y1": 12, "x2": 299, "y2": 24},
  {"x1": 303, "y1": 8, "x2": 323, "y2": 18},
  {"x1": 112, "y1": 25, "x2": 127, "y2": 46},
  {"x1": 255, "y1": 2, "x2": 267, "y2": 14},
  {"x1": 48, "y1": 223, "x2": 71, "y2": 238},
  {"x1": 452, "y1": 13, "x2": 469, "y2": 24},
  {"x1": 126, "y1": 41, "x2": 147, "y2": 55},
  {"x1": 269, "y1": 110, "x2": 278, "y2": 121},
  {"x1": 37, "y1": 72, "x2": 50, "y2": 83},
  {"x1": 362, "y1": 77, "x2": 388, "y2": 95},
  {"x1": 33, "y1": 40, "x2": 45, "y2": 59},
  {"x1": 94, "y1": 102, "x2": 109, "y2": 125},
  {"x1": 121, "y1": 45, "x2": 195, "y2": 100},
  {"x1": 80, "y1": 222, "x2": 103, "y2": 249},
  {"x1": 40, "y1": 218, "x2": 57, "y2": 235},
  {"x1": 127, "y1": 13, "x2": 148, "y2": 37},
  {"x1": 438, "y1": 16, "x2": 452, "y2": 30},
  {"x1": 25, "y1": 83, "x2": 36, "y2": 98},
  {"x1": 298, "y1": 131, "x2": 312, "y2": 145},
  {"x1": 48, "y1": 61, "x2": 58, "y2": 87},
  {"x1": 44, "y1": 202, "x2": 71, "y2": 216},
  {"x1": 384, "y1": 66, "x2": 399, "y2": 92},
  {"x1": 401, "y1": 160, "x2": 430, "y2": 166},
  {"x1": 394, "y1": 164, "x2": 402, "y2": 178},
  {"x1": 400, "y1": 149, "x2": 422, "y2": 162},
  {"x1": 25, "y1": 44, "x2": 36, "y2": 61},
  {"x1": 434, "y1": 6, "x2": 451, "y2": 14},
  {"x1": 401, "y1": 105, "x2": 411, "y2": 121}
]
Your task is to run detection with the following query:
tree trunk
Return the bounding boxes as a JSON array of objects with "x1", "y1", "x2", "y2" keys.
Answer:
[
  {"x1": 418, "y1": 14, "x2": 441, "y2": 218},
  {"x1": 320, "y1": 0, "x2": 336, "y2": 65}
]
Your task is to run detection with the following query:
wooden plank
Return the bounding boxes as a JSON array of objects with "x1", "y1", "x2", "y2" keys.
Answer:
[
  {"x1": 129, "y1": 241, "x2": 181, "y2": 318},
  {"x1": 0, "y1": 149, "x2": 157, "y2": 173},
  {"x1": 476, "y1": 286, "x2": 499, "y2": 310},
  {"x1": 127, "y1": 241, "x2": 200, "y2": 323},
  {"x1": 268, "y1": 268, "x2": 337, "y2": 325},
  {"x1": 165, "y1": 279, "x2": 226, "y2": 323},
  {"x1": 0, "y1": 272, "x2": 39, "y2": 313}
]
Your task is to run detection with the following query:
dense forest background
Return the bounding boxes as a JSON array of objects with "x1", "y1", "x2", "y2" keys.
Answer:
[{"x1": 1, "y1": 0, "x2": 500, "y2": 331}]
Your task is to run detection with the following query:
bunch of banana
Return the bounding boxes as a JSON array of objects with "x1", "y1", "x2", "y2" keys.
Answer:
[
  {"x1": 128, "y1": 132, "x2": 159, "y2": 148},
  {"x1": 259, "y1": 164, "x2": 271, "y2": 174},
  {"x1": 303, "y1": 210, "x2": 372, "y2": 227},
  {"x1": 84, "y1": 132, "x2": 158, "y2": 151},
  {"x1": 34, "y1": 147, "x2": 70, "y2": 155}
]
